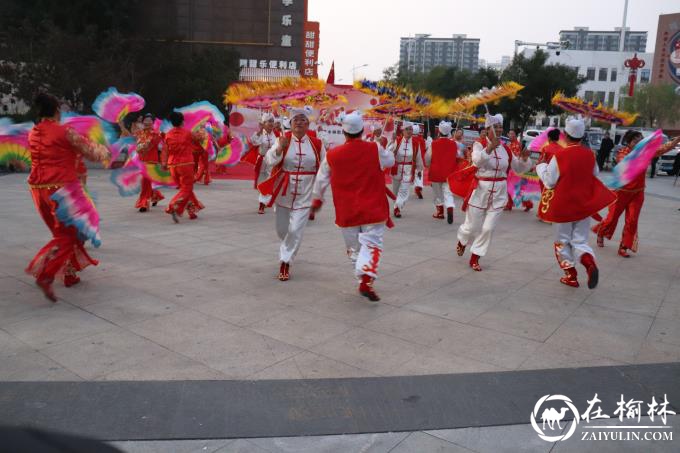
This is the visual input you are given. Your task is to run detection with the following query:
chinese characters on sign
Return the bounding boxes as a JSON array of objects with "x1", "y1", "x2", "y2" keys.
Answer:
[
  {"x1": 301, "y1": 21, "x2": 320, "y2": 78},
  {"x1": 239, "y1": 59, "x2": 297, "y2": 71}
]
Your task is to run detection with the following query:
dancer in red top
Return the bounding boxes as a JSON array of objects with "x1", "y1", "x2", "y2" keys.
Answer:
[
  {"x1": 193, "y1": 124, "x2": 212, "y2": 186},
  {"x1": 504, "y1": 130, "x2": 533, "y2": 212},
  {"x1": 134, "y1": 114, "x2": 165, "y2": 212},
  {"x1": 250, "y1": 113, "x2": 277, "y2": 214},
  {"x1": 387, "y1": 121, "x2": 424, "y2": 218},
  {"x1": 163, "y1": 111, "x2": 205, "y2": 223},
  {"x1": 425, "y1": 121, "x2": 461, "y2": 224},
  {"x1": 536, "y1": 118, "x2": 616, "y2": 288},
  {"x1": 593, "y1": 130, "x2": 680, "y2": 257},
  {"x1": 312, "y1": 112, "x2": 395, "y2": 301},
  {"x1": 25, "y1": 93, "x2": 110, "y2": 301},
  {"x1": 412, "y1": 124, "x2": 426, "y2": 200}
]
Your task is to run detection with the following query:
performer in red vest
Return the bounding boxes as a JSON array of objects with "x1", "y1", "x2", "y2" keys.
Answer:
[
  {"x1": 456, "y1": 114, "x2": 532, "y2": 271},
  {"x1": 412, "y1": 124, "x2": 426, "y2": 199},
  {"x1": 193, "y1": 124, "x2": 212, "y2": 186},
  {"x1": 366, "y1": 125, "x2": 388, "y2": 149},
  {"x1": 26, "y1": 93, "x2": 110, "y2": 301},
  {"x1": 540, "y1": 128, "x2": 563, "y2": 165},
  {"x1": 536, "y1": 118, "x2": 616, "y2": 288},
  {"x1": 312, "y1": 112, "x2": 394, "y2": 301},
  {"x1": 425, "y1": 120, "x2": 461, "y2": 224},
  {"x1": 250, "y1": 113, "x2": 277, "y2": 214},
  {"x1": 133, "y1": 114, "x2": 165, "y2": 211},
  {"x1": 593, "y1": 130, "x2": 680, "y2": 257},
  {"x1": 260, "y1": 107, "x2": 325, "y2": 281},
  {"x1": 163, "y1": 112, "x2": 205, "y2": 223},
  {"x1": 387, "y1": 121, "x2": 423, "y2": 218}
]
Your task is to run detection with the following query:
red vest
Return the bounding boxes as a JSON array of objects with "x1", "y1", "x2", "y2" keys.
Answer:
[
  {"x1": 428, "y1": 137, "x2": 459, "y2": 182},
  {"x1": 28, "y1": 120, "x2": 79, "y2": 186},
  {"x1": 541, "y1": 142, "x2": 562, "y2": 163},
  {"x1": 538, "y1": 144, "x2": 616, "y2": 223},
  {"x1": 391, "y1": 136, "x2": 421, "y2": 176},
  {"x1": 135, "y1": 129, "x2": 163, "y2": 163},
  {"x1": 326, "y1": 138, "x2": 390, "y2": 228}
]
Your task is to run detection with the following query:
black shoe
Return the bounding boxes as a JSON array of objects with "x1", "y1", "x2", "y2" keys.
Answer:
[{"x1": 139, "y1": 207, "x2": 147, "y2": 212}]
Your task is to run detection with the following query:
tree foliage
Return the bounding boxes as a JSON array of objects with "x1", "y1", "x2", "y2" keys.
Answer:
[
  {"x1": 0, "y1": 0, "x2": 240, "y2": 118},
  {"x1": 621, "y1": 83, "x2": 680, "y2": 128}
]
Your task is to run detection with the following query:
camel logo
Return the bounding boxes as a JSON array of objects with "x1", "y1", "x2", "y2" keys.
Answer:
[{"x1": 530, "y1": 394, "x2": 581, "y2": 441}]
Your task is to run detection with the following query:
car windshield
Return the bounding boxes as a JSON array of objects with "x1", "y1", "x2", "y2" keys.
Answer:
[{"x1": 588, "y1": 133, "x2": 603, "y2": 146}]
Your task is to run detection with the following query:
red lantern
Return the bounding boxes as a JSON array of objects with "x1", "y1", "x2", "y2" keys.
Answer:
[{"x1": 624, "y1": 53, "x2": 645, "y2": 97}]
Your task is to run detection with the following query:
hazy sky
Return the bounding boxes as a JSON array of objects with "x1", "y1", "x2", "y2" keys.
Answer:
[{"x1": 308, "y1": 0, "x2": 679, "y2": 83}]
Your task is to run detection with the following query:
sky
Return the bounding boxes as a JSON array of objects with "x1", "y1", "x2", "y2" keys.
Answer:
[{"x1": 308, "y1": 0, "x2": 679, "y2": 83}]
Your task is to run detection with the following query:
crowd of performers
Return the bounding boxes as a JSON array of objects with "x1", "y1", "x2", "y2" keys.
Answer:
[{"x1": 21, "y1": 92, "x2": 680, "y2": 302}]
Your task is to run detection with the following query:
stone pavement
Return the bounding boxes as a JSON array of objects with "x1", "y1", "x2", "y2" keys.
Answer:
[{"x1": 1, "y1": 170, "x2": 679, "y2": 451}]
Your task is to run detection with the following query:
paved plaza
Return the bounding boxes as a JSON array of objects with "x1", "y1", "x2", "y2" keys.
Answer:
[{"x1": 1, "y1": 169, "x2": 679, "y2": 452}]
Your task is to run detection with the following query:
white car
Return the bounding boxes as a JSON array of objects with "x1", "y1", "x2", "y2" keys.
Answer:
[{"x1": 658, "y1": 144, "x2": 680, "y2": 175}]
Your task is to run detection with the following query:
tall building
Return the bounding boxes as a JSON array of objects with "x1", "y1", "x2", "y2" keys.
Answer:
[
  {"x1": 651, "y1": 13, "x2": 680, "y2": 130},
  {"x1": 399, "y1": 34, "x2": 480, "y2": 73},
  {"x1": 139, "y1": 0, "x2": 320, "y2": 80},
  {"x1": 559, "y1": 27, "x2": 647, "y2": 52}
]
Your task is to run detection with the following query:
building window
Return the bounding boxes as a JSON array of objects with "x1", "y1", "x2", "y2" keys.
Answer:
[
  {"x1": 598, "y1": 68, "x2": 608, "y2": 81},
  {"x1": 595, "y1": 91, "x2": 606, "y2": 104},
  {"x1": 607, "y1": 92, "x2": 615, "y2": 107},
  {"x1": 640, "y1": 69, "x2": 650, "y2": 83},
  {"x1": 586, "y1": 67, "x2": 595, "y2": 81},
  {"x1": 584, "y1": 91, "x2": 594, "y2": 102},
  {"x1": 610, "y1": 68, "x2": 617, "y2": 82}
]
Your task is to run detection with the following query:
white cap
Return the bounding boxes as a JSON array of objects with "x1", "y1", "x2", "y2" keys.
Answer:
[
  {"x1": 565, "y1": 117, "x2": 585, "y2": 139},
  {"x1": 438, "y1": 121, "x2": 453, "y2": 136},
  {"x1": 290, "y1": 105, "x2": 313, "y2": 120},
  {"x1": 484, "y1": 113, "x2": 503, "y2": 129},
  {"x1": 412, "y1": 124, "x2": 421, "y2": 134},
  {"x1": 402, "y1": 121, "x2": 414, "y2": 130},
  {"x1": 342, "y1": 111, "x2": 364, "y2": 134},
  {"x1": 261, "y1": 112, "x2": 274, "y2": 123}
]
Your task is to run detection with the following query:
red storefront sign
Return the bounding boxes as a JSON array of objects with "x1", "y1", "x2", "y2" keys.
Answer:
[{"x1": 301, "y1": 21, "x2": 320, "y2": 78}]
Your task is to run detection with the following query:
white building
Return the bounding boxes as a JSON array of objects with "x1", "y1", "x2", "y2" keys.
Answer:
[{"x1": 521, "y1": 48, "x2": 653, "y2": 109}]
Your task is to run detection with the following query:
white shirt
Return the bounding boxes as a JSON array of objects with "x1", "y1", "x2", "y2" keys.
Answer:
[
  {"x1": 266, "y1": 134, "x2": 326, "y2": 210},
  {"x1": 387, "y1": 137, "x2": 424, "y2": 179}
]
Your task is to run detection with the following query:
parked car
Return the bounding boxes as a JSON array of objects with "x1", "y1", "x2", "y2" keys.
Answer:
[
  {"x1": 583, "y1": 130, "x2": 603, "y2": 154},
  {"x1": 521, "y1": 128, "x2": 544, "y2": 149},
  {"x1": 658, "y1": 144, "x2": 680, "y2": 175}
]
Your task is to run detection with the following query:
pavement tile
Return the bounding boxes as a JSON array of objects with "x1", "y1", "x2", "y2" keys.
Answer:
[
  {"x1": 110, "y1": 439, "x2": 232, "y2": 453},
  {"x1": 427, "y1": 424, "x2": 553, "y2": 453},
  {"x1": 389, "y1": 432, "x2": 474, "y2": 452},
  {"x1": 248, "y1": 432, "x2": 409, "y2": 453},
  {"x1": 519, "y1": 344, "x2": 625, "y2": 370},
  {"x1": 249, "y1": 351, "x2": 375, "y2": 380},
  {"x1": 470, "y1": 306, "x2": 567, "y2": 342}
]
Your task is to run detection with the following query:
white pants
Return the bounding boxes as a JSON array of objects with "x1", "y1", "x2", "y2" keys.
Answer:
[
  {"x1": 457, "y1": 207, "x2": 503, "y2": 257},
  {"x1": 259, "y1": 193, "x2": 272, "y2": 204},
  {"x1": 275, "y1": 206, "x2": 311, "y2": 263},
  {"x1": 414, "y1": 170, "x2": 424, "y2": 189},
  {"x1": 554, "y1": 218, "x2": 594, "y2": 269},
  {"x1": 392, "y1": 176, "x2": 411, "y2": 209},
  {"x1": 431, "y1": 182, "x2": 455, "y2": 209},
  {"x1": 341, "y1": 224, "x2": 386, "y2": 279}
]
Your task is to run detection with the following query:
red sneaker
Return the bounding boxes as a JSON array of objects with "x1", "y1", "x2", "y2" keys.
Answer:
[
  {"x1": 559, "y1": 267, "x2": 579, "y2": 288},
  {"x1": 278, "y1": 262, "x2": 290, "y2": 281},
  {"x1": 580, "y1": 253, "x2": 599, "y2": 289},
  {"x1": 258, "y1": 203, "x2": 266, "y2": 215},
  {"x1": 64, "y1": 274, "x2": 81, "y2": 288},
  {"x1": 618, "y1": 247, "x2": 630, "y2": 258},
  {"x1": 394, "y1": 207, "x2": 401, "y2": 218},
  {"x1": 359, "y1": 275, "x2": 380, "y2": 301},
  {"x1": 308, "y1": 210, "x2": 315, "y2": 221},
  {"x1": 37, "y1": 279, "x2": 57, "y2": 302},
  {"x1": 597, "y1": 235, "x2": 604, "y2": 248},
  {"x1": 415, "y1": 187, "x2": 423, "y2": 199},
  {"x1": 469, "y1": 254, "x2": 482, "y2": 271},
  {"x1": 432, "y1": 206, "x2": 444, "y2": 219},
  {"x1": 456, "y1": 241, "x2": 466, "y2": 257},
  {"x1": 447, "y1": 207, "x2": 454, "y2": 224}
]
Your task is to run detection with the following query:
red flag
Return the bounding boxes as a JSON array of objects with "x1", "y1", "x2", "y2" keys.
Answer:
[{"x1": 326, "y1": 61, "x2": 335, "y2": 84}]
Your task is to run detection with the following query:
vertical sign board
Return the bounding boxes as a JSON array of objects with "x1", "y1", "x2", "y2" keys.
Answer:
[{"x1": 301, "y1": 21, "x2": 320, "y2": 78}]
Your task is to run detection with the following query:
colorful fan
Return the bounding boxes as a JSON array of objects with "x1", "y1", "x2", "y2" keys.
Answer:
[
  {"x1": 61, "y1": 113, "x2": 116, "y2": 146},
  {"x1": 603, "y1": 129, "x2": 664, "y2": 189},
  {"x1": 109, "y1": 136, "x2": 136, "y2": 164},
  {"x1": 528, "y1": 128, "x2": 568, "y2": 152},
  {"x1": 288, "y1": 93, "x2": 347, "y2": 108},
  {"x1": 551, "y1": 92, "x2": 638, "y2": 126},
  {"x1": 0, "y1": 137, "x2": 31, "y2": 170},
  {"x1": 92, "y1": 87, "x2": 145, "y2": 123},
  {"x1": 51, "y1": 181, "x2": 101, "y2": 247},
  {"x1": 456, "y1": 82, "x2": 525, "y2": 111},
  {"x1": 174, "y1": 101, "x2": 225, "y2": 133},
  {"x1": 507, "y1": 170, "x2": 541, "y2": 208},
  {"x1": 153, "y1": 118, "x2": 172, "y2": 134},
  {"x1": 225, "y1": 78, "x2": 326, "y2": 109},
  {"x1": 110, "y1": 161, "x2": 143, "y2": 196},
  {"x1": 215, "y1": 135, "x2": 246, "y2": 167},
  {"x1": 0, "y1": 118, "x2": 34, "y2": 137},
  {"x1": 142, "y1": 162, "x2": 174, "y2": 185}
]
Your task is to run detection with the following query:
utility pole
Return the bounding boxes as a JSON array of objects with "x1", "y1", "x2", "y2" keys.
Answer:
[{"x1": 612, "y1": 0, "x2": 630, "y2": 135}]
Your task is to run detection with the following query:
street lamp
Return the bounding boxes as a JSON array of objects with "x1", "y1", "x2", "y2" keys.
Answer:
[{"x1": 352, "y1": 64, "x2": 369, "y2": 81}]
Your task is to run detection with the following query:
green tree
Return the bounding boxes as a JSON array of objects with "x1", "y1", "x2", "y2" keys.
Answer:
[
  {"x1": 497, "y1": 50, "x2": 584, "y2": 130},
  {"x1": 621, "y1": 83, "x2": 680, "y2": 128}
]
